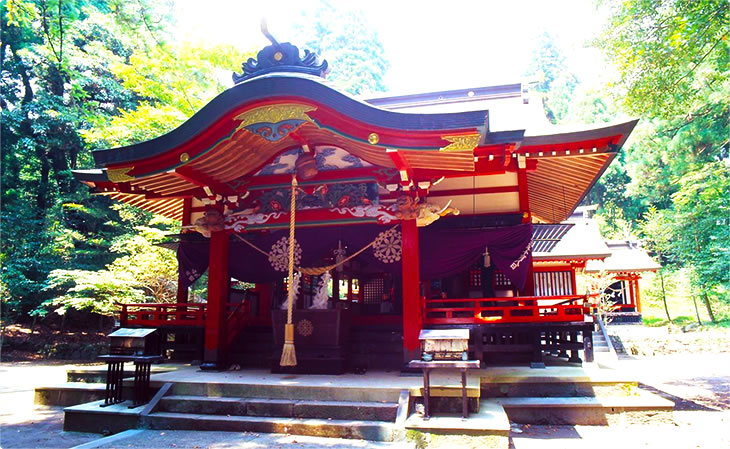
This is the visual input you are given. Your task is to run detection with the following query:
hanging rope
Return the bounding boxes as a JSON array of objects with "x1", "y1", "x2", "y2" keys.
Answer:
[
  {"x1": 280, "y1": 175, "x2": 298, "y2": 367},
  {"x1": 233, "y1": 225, "x2": 399, "y2": 276}
]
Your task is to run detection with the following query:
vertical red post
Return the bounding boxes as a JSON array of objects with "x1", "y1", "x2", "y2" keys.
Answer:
[
  {"x1": 634, "y1": 276, "x2": 642, "y2": 314},
  {"x1": 201, "y1": 230, "x2": 230, "y2": 370},
  {"x1": 401, "y1": 219, "x2": 422, "y2": 363}
]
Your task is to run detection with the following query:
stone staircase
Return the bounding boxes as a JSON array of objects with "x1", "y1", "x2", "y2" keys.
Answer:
[
  {"x1": 593, "y1": 330, "x2": 612, "y2": 354},
  {"x1": 65, "y1": 378, "x2": 406, "y2": 442},
  {"x1": 479, "y1": 367, "x2": 673, "y2": 426}
]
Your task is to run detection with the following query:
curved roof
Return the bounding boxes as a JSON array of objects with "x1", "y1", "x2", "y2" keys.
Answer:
[{"x1": 73, "y1": 42, "x2": 637, "y2": 224}]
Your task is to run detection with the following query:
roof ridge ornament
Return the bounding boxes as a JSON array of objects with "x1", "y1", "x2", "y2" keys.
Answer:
[{"x1": 232, "y1": 19, "x2": 329, "y2": 84}]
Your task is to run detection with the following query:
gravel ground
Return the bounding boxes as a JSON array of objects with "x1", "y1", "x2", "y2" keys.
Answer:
[
  {"x1": 0, "y1": 362, "x2": 99, "y2": 449},
  {"x1": 93, "y1": 430, "x2": 413, "y2": 449}
]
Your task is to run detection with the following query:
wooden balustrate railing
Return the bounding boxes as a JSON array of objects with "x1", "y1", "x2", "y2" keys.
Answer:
[
  {"x1": 119, "y1": 303, "x2": 207, "y2": 327},
  {"x1": 119, "y1": 301, "x2": 252, "y2": 330},
  {"x1": 422, "y1": 295, "x2": 592, "y2": 325}
]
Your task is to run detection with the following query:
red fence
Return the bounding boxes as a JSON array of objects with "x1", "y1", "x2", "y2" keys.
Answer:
[
  {"x1": 422, "y1": 295, "x2": 592, "y2": 325},
  {"x1": 119, "y1": 302, "x2": 251, "y2": 328}
]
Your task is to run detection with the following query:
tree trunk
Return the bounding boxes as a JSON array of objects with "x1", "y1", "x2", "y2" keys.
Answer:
[
  {"x1": 692, "y1": 296, "x2": 702, "y2": 325},
  {"x1": 659, "y1": 270, "x2": 671, "y2": 322},
  {"x1": 701, "y1": 291, "x2": 716, "y2": 323},
  {"x1": 35, "y1": 148, "x2": 51, "y2": 211}
]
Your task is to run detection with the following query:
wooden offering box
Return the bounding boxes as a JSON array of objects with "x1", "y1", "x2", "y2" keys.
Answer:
[
  {"x1": 419, "y1": 329, "x2": 469, "y2": 360},
  {"x1": 108, "y1": 328, "x2": 160, "y2": 356},
  {"x1": 271, "y1": 309, "x2": 352, "y2": 374}
]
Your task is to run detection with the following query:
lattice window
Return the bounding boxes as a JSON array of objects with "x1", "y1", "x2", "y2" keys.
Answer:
[
  {"x1": 494, "y1": 271, "x2": 513, "y2": 288},
  {"x1": 469, "y1": 269, "x2": 482, "y2": 288},
  {"x1": 534, "y1": 271, "x2": 574, "y2": 296},
  {"x1": 362, "y1": 278, "x2": 385, "y2": 304}
]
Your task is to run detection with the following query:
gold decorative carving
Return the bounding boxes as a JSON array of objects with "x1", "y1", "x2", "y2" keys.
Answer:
[
  {"x1": 417, "y1": 200, "x2": 460, "y2": 227},
  {"x1": 180, "y1": 152, "x2": 190, "y2": 163},
  {"x1": 106, "y1": 167, "x2": 135, "y2": 182},
  {"x1": 234, "y1": 104, "x2": 316, "y2": 130},
  {"x1": 274, "y1": 51, "x2": 283, "y2": 61},
  {"x1": 368, "y1": 132, "x2": 380, "y2": 145},
  {"x1": 439, "y1": 133, "x2": 481, "y2": 152}
]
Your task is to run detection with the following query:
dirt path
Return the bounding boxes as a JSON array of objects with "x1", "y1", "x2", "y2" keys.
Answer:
[
  {"x1": 510, "y1": 353, "x2": 730, "y2": 449},
  {"x1": 0, "y1": 362, "x2": 100, "y2": 449}
]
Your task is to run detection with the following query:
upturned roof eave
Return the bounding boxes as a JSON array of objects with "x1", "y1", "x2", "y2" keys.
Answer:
[{"x1": 90, "y1": 73, "x2": 492, "y2": 168}]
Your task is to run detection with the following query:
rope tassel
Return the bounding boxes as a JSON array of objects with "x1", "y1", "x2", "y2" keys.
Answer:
[{"x1": 280, "y1": 175, "x2": 298, "y2": 367}]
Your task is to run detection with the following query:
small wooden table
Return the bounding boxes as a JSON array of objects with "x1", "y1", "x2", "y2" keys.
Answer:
[
  {"x1": 408, "y1": 360, "x2": 480, "y2": 419},
  {"x1": 97, "y1": 355, "x2": 162, "y2": 407}
]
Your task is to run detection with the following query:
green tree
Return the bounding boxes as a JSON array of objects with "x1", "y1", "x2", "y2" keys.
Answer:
[
  {"x1": 669, "y1": 162, "x2": 730, "y2": 322},
  {"x1": 1, "y1": 0, "x2": 167, "y2": 320},
  {"x1": 1, "y1": 0, "x2": 253, "y2": 323},
  {"x1": 524, "y1": 32, "x2": 579, "y2": 123},
  {"x1": 601, "y1": 0, "x2": 729, "y2": 119},
  {"x1": 293, "y1": 1, "x2": 389, "y2": 96}
]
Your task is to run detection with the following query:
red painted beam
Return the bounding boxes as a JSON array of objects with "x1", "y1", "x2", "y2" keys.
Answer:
[
  {"x1": 387, "y1": 149, "x2": 413, "y2": 187},
  {"x1": 174, "y1": 167, "x2": 236, "y2": 196}
]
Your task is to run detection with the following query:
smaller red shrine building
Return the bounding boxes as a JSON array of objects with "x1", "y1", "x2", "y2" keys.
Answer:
[{"x1": 74, "y1": 39, "x2": 639, "y2": 371}]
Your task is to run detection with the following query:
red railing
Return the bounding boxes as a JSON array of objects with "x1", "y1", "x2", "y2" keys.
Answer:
[
  {"x1": 422, "y1": 295, "x2": 592, "y2": 325},
  {"x1": 120, "y1": 303, "x2": 207, "y2": 327}
]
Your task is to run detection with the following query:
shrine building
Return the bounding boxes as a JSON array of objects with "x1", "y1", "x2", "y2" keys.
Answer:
[{"x1": 73, "y1": 39, "x2": 638, "y2": 372}]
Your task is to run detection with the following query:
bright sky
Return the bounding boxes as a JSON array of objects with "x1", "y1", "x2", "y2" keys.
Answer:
[{"x1": 173, "y1": 0, "x2": 608, "y2": 94}]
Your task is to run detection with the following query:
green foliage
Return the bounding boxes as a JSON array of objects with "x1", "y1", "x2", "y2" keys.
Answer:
[
  {"x1": 82, "y1": 41, "x2": 253, "y2": 147},
  {"x1": 524, "y1": 32, "x2": 579, "y2": 123},
  {"x1": 600, "y1": 0, "x2": 730, "y2": 119},
  {"x1": 0, "y1": 0, "x2": 250, "y2": 324},
  {"x1": 37, "y1": 217, "x2": 179, "y2": 317},
  {"x1": 42, "y1": 269, "x2": 146, "y2": 316},
  {"x1": 294, "y1": 1, "x2": 389, "y2": 96}
]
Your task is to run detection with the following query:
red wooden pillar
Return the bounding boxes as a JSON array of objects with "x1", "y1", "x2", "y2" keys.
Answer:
[
  {"x1": 201, "y1": 230, "x2": 230, "y2": 370},
  {"x1": 634, "y1": 276, "x2": 642, "y2": 314},
  {"x1": 401, "y1": 219, "x2": 422, "y2": 363}
]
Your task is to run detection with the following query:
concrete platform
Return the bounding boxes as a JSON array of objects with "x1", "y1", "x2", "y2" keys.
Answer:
[
  {"x1": 35, "y1": 382, "x2": 107, "y2": 406},
  {"x1": 404, "y1": 401, "x2": 510, "y2": 435},
  {"x1": 495, "y1": 390, "x2": 675, "y2": 425},
  {"x1": 64, "y1": 400, "x2": 145, "y2": 434}
]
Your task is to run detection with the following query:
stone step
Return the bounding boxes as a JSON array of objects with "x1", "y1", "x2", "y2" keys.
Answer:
[
  {"x1": 167, "y1": 381, "x2": 402, "y2": 403},
  {"x1": 481, "y1": 381, "x2": 636, "y2": 398},
  {"x1": 35, "y1": 382, "x2": 107, "y2": 406},
  {"x1": 405, "y1": 401, "x2": 509, "y2": 434},
  {"x1": 158, "y1": 395, "x2": 397, "y2": 421},
  {"x1": 493, "y1": 391, "x2": 674, "y2": 425},
  {"x1": 478, "y1": 367, "x2": 638, "y2": 398},
  {"x1": 145, "y1": 411, "x2": 394, "y2": 441},
  {"x1": 159, "y1": 395, "x2": 247, "y2": 416}
]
